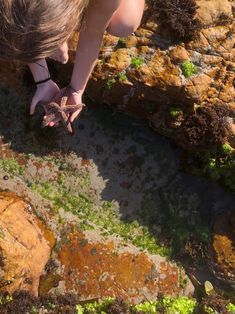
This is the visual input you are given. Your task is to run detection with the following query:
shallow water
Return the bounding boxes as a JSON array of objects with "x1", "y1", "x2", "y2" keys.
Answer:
[{"x1": 0, "y1": 87, "x2": 234, "y2": 262}]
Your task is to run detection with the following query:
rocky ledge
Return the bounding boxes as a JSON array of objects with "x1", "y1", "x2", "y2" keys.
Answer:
[
  {"x1": 66, "y1": 0, "x2": 235, "y2": 153},
  {"x1": 0, "y1": 190, "x2": 194, "y2": 301}
]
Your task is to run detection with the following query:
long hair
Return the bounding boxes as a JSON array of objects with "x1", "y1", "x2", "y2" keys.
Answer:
[{"x1": 0, "y1": 0, "x2": 87, "y2": 63}]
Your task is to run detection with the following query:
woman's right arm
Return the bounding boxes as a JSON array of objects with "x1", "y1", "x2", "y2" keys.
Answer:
[{"x1": 28, "y1": 60, "x2": 60, "y2": 115}]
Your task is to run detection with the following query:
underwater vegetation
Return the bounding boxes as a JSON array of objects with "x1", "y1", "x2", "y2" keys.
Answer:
[
  {"x1": 155, "y1": 0, "x2": 201, "y2": 41},
  {"x1": 184, "y1": 149, "x2": 235, "y2": 193},
  {"x1": 0, "y1": 293, "x2": 234, "y2": 314},
  {"x1": 180, "y1": 105, "x2": 231, "y2": 151}
]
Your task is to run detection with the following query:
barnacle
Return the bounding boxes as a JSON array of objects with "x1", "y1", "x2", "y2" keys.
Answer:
[
  {"x1": 180, "y1": 105, "x2": 230, "y2": 150},
  {"x1": 155, "y1": 0, "x2": 201, "y2": 41}
]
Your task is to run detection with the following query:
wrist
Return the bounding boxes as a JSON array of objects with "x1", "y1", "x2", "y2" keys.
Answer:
[
  {"x1": 35, "y1": 77, "x2": 51, "y2": 86},
  {"x1": 68, "y1": 83, "x2": 83, "y2": 96},
  {"x1": 36, "y1": 79, "x2": 54, "y2": 90}
]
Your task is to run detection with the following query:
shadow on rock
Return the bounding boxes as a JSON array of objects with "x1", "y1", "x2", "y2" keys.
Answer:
[{"x1": 0, "y1": 86, "x2": 234, "y2": 286}]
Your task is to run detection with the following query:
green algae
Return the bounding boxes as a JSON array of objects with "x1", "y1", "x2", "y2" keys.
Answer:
[
  {"x1": 76, "y1": 296, "x2": 197, "y2": 314},
  {"x1": 221, "y1": 143, "x2": 233, "y2": 155},
  {"x1": 30, "y1": 166, "x2": 170, "y2": 256},
  {"x1": 188, "y1": 151, "x2": 235, "y2": 192},
  {"x1": 76, "y1": 297, "x2": 235, "y2": 314},
  {"x1": 105, "y1": 78, "x2": 116, "y2": 90},
  {"x1": 0, "y1": 158, "x2": 24, "y2": 177},
  {"x1": 131, "y1": 57, "x2": 144, "y2": 69},
  {"x1": 181, "y1": 61, "x2": 198, "y2": 78},
  {"x1": 169, "y1": 107, "x2": 182, "y2": 118},
  {"x1": 118, "y1": 72, "x2": 128, "y2": 82}
]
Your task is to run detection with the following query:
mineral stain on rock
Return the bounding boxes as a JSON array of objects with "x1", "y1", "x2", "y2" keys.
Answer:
[
  {"x1": 211, "y1": 210, "x2": 235, "y2": 284},
  {"x1": 56, "y1": 231, "x2": 191, "y2": 303},
  {"x1": 0, "y1": 191, "x2": 54, "y2": 296}
]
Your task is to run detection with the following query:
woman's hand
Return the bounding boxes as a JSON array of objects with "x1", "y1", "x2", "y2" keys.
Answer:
[
  {"x1": 30, "y1": 80, "x2": 60, "y2": 115},
  {"x1": 46, "y1": 86, "x2": 84, "y2": 127}
]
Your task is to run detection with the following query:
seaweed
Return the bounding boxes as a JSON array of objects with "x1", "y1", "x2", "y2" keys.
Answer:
[
  {"x1": 200, "y1": 294, "x2": 230, "y2": 314},
  {"x1": 155, "y1": 0, "x2": 201, "y2": 41},
  {"x1": 179, "y1": 105, "x2": 230, "y2": 151},
  {"x1": 106, "y1": 298, "x2": 129, "y2": 314}
]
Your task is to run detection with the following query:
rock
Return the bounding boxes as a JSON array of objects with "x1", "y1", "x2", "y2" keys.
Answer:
[
  {"x1": 66, "y1": 0, "x2": 235, "y2": 150},
  {"x1": 0, "y1": 0, "x2": 234, "y2": 163},
  {"x1": 210, "y1": 211, "x2": 235, "y2": 285},
  {"x1": 196, "y1": 0, "x2": 233, "y2": 26},
  {"x1": 170, "y1": 46, "x2": 190, "y2": 64},
  {"x1": 40, "y1": 231, "x2": 194, "y2": 303},
  {"x1": 0, "y1": 191, "x2": 54, "y2": 296}
]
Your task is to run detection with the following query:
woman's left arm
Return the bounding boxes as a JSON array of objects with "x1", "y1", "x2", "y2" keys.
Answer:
[{"x1": 68, "y1": 0, "x2": 122, "y2": 121}]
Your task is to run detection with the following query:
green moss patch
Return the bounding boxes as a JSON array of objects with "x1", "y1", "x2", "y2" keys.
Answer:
[{"x1": 181, "y1": 61, "x2": 198, "y2": 78}]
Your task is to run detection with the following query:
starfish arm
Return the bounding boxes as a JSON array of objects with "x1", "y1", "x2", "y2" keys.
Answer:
[
  {"x1": 60, "y1": 111, "x2": 73, "y2": 133},
  {"x1": 64, "y1": 104, "x2": 85, "y2": 115},
  {"x1": 47, "y1": 102, "x2": 61, "y2": 111},
  {"x1": 60, "y1": 96, "x2": 68, "y2": 109}
]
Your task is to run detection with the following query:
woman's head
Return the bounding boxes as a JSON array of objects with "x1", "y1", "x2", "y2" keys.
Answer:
[{"x1": 0, "y1": 0, "x2": 87, "y2": 63}]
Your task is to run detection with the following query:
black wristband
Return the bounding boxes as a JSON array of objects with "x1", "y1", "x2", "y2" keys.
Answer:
[{"x1": 35, "y1": 77, "x2": 51, "y2": 85}]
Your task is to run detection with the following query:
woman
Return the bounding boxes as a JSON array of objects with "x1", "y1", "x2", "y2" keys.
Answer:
[{"x1": 0, "y1": 0, "x2": 145, "y2": 126}]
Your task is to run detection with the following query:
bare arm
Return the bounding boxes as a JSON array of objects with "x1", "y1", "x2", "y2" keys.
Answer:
[
  {"x1": 28, "y1": 60, "x2": 50, "y2": 82},
  {"x1": 28, "y1": 60, "x2": 60, "y2": 114},
  {"x1": 70, "y1": 0, "x2": 122, "y2": 93}
]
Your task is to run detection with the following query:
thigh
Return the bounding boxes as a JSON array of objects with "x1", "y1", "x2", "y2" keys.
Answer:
[{"x1": 108, "y1": 0, "x2": 145, "y2": 36}]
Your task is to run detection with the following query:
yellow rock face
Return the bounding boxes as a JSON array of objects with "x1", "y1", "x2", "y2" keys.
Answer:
[{"x1": 0, "y1": 191, "x2": 54, "y2": 296}]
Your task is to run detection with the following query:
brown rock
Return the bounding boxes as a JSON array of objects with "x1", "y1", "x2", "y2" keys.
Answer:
[
  {"x1": 183, "y1": 74, "x2": 212, "y2": 103},
  {"x1": 210, "y1": 211, "x2": 235, "y2": 284},
  {"x1": 196, "y1": 0, "x2": 233, "y2": 26},
  {"x1": 171, "y1": 46, "x2": 190, "y2": 63},
  {"x1": 1, "y1": 0, "x2": 235, "y2": 158},
  {"x1": 51, "y1": 231, "x2": 194, "y2": 303},
  {"x1": 0, "y1": 191, "x2": 54, "y2": 296},
  {"x1": 108, "y1": 49, "x2": 132, "y2": 72}
]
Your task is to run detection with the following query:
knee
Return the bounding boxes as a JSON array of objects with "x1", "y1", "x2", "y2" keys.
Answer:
[{"x1": 107, "y1": 22, "x2": 139, "y2": 37}]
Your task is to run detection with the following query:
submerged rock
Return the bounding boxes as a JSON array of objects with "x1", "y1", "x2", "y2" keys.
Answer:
[
  {"x1": 0, "y1": 191, "x2": 54, "y2": 296},
  {"x1": 210, "y1": 211, "x2": 235, "y2": 285}
]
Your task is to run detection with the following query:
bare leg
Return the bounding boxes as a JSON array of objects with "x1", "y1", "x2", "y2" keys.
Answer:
[
  {"x1": 107, "y1": 0, "x2": 145, "y2": 37},
  {"x1": 49, "y1": 42, "x2": 69, "y2": 64}
]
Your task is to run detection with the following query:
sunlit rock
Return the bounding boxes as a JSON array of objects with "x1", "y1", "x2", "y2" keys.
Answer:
[{"x1": 0, "y1": 191, "x2": 54, "y2": 296}]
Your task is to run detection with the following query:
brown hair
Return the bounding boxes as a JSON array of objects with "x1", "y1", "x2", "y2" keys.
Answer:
[{"x1": 0, "y1": 0, "x2": 87, "y2": 63}]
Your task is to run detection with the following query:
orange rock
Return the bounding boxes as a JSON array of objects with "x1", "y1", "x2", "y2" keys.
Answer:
[
  {"x1": 0, "y1": 191, "x2": 54, "y2": 296},
  {"x1": 196, "y1": 0, "x2": 233, "y2": 27},
  {"x1": 55, "y1": 231, "x2": 193, "y2": 303},
  {"x1": 1, "y1": 0, "x2": 234, "y2": 153},
  {"x1": 210, "y1": 211, "x2": 235, "y2": 284},
  {"x1": 108, "y1": 49, "x2": 132, "y2": 72},
  {"x1": 183, "y1": 74, "x2": 212, "y2": 102},
  {"x1": 171, "y1": 46, "x2": 190, "y2": 63}
]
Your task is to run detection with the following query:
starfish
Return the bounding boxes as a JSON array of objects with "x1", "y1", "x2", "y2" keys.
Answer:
[{"x1": 41, "y1": 94, "x2": 85, "y2": 134}]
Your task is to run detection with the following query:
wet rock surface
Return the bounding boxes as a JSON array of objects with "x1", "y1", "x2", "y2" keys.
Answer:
[
  {"x1": 0, "y1": 0, "x2": 234, "y2": 306},
  {"x1": 210, "y1": 210, "x2": 235, "y2": 284},
  {"x1": 0, "y1": 90, "x2": 234, "y2": 300}
]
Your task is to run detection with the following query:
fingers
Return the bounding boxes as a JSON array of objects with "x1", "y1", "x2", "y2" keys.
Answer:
[
  {"x1": 52, "y1": 88, "x2": 67, "y2": 103},
  {"x1": 70, "y1": 108, "x2": 84, "y2": 123},
  {"x1": 30, "y1": 98, "x2": 39, "y2": 115}
]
